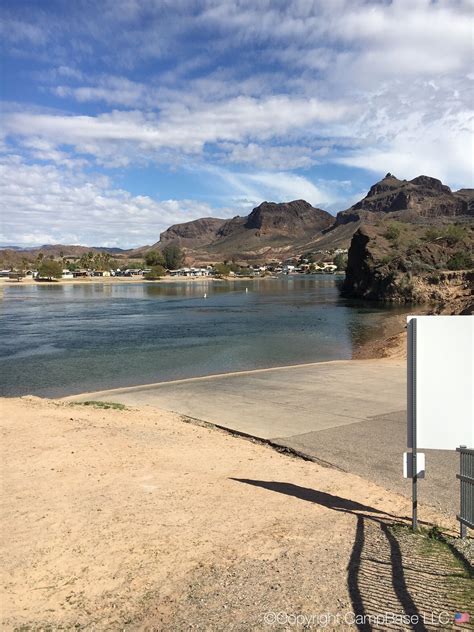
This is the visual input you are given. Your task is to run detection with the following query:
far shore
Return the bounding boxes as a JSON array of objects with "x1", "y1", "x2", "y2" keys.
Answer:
[
  {"x1": 0, "y1": 271, "x2": 345, "y2": 287},
  {"x1": 0, "y1": 274, "x2": 258, "y2": 286}
]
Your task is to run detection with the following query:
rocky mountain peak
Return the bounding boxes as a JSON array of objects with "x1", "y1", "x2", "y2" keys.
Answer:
[
  {"x1": 409, "y1": 175, "x2": 451, "y2": 194},
  {"x1": 365, "y1": 173, "x2": 404, "y2": 199},
  {"x1": 244, "y1": 200, "x2": 332, "y2": 233},
  {"x1": 341, "y1": 173, "x2": 470, "y2": 219},
  {"x1": 157, "y1": 217, "x2": 227, "y2": 248}
]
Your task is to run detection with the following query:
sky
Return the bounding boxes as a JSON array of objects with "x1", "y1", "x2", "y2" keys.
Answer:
[{"x1": 1, "y1": 0, "x2": 473, "y2": 248}]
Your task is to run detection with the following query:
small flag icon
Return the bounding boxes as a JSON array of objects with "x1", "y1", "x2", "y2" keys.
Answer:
[{"x1": 455, "y1": 612, "x2": 470, "y2": 624}]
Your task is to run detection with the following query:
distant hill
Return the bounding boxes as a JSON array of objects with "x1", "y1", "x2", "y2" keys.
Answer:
[
  {"x1": 2, "y1": 174, "x2": 473, "y2": 271},
  {"x1": 0, "y1": 244, "x2": 132, "y2": 268},
  {"x1": 139, "y1": 175, "x2": 473, "y2": 264},
  {"x1": 137, "y1": 199, "x2": 334, "y2": 263}
]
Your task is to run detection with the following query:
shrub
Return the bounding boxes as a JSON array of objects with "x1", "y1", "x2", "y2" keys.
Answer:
[
  {"x1": 424, "y1": 227, "x2": 442, "y2": 242},
  {"x1": 444, "y1": 224, "x2": 465, "y2": 246},
  {"x1": 424, "y1": 224, "x2": 465, "y2": 245},
  {"x1": 384, "y1": 223, "x2": 402, "y2": 241},
  {"x1": 144, "y1": 265, "x2": 166, "y2": 279},
  {"x1": 446, "y1": 252, "x2": 473, "y2": 271}
]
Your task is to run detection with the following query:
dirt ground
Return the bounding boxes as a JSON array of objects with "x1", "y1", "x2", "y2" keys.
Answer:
[
  {"x1": 1, "y1": 397, "x2": 471, "y2": 631},
  {"x1": 351, "y1": 313, "x2": 407, "y2": 360}
]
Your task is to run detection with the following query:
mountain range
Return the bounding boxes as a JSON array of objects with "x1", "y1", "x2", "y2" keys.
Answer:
[
  {"x1": 136, "y1": 173, "x2": 473, "y2": 263},
  {"x1": 2, "y1": 173, "x2": 473, "y2": 268}
]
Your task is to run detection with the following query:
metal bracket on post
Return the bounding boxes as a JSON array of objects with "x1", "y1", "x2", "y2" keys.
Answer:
[{"x1": 412, "y1": 449, "x2": 417, "y2": 531}]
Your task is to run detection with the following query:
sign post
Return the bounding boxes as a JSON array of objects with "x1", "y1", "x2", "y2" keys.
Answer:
[
  {"x1": 407, "y1": 318, "x2": 417, "y2": 529},
  {"x1": 407, "y1": 315, "x2": 473, "y2": 531}
]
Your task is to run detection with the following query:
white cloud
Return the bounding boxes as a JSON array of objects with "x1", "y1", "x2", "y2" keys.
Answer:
[
  {"x1": 335, "y1": 87, "x2": 473, "y2": 187},
  {"x1": 0, "y1": 156, "x2": 228, "y2": 247},
  {"x1": 203, "y1": 165, "x2": 354, "y2": 212},
  {"x1": 4, "y1": 95, "x2": 350, "y2": 160}
]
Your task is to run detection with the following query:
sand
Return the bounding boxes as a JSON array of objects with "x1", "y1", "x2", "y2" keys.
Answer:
[
  {"x1": 1, "y1": 396, "x2": 465, "y2": 631},
  {"x1": 0, "y1": 275, "x2": 221, "y2": 287},
  {"x1": 0, "y1": 273, "x2": 264, "y2": 288}
]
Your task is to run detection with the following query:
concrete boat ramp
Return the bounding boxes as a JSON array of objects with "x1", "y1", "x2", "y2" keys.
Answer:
[{"x1": 66, "y1": 359, "x2": 457, "y2": 515}]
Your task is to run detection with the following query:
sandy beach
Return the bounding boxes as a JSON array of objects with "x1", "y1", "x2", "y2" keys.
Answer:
[
  {"x1": 0, "y1": 274, "x2": 255, "y2": 287},
  {"x1": 1, "y1": 396, "x2": 472, "y2": 631}
]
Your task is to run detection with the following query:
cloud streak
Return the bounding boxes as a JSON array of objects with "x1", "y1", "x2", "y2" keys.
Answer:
[{"x1": 1, "y1": 0, "x2": 472, "y2": 246}]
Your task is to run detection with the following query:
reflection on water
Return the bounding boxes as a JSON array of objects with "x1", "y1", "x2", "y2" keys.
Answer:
[{"x1": 0, "y1": 278, "x2": 410, "y2": 397}]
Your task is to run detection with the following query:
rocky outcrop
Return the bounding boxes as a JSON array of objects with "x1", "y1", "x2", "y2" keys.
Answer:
[
  {"x1": 341, "y1": 222, "x2": 474, "y2": 310},
  {"x1": 157, "y1": 217, "x2": 227, "y2": 248},
  {"x1": 337, "y1": 173, "x2": 473, "y2": 224},
  {"x1": 243, "y1": 200, "x2": 333, "y2": 235}
]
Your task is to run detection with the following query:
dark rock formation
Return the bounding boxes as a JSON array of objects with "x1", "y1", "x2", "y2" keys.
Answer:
[
  {"x1": 341, "y1": 221, "x2": 474, "y2": 308},
  {"x1": 244, "y1": 200, "x2": 333, "y2": 235},
  {"x1": 157, "y1": 217, "x2": 227, "y2": 248},
  {"x1": 337, "y1": 173, "x2": 473, "y2": 224}
]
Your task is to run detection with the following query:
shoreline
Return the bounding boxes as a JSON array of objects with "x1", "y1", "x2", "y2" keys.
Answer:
[
  {"x1": 0, "y1": 272, "x2": 343, "y2": 287},
  {"x1": 0, "y1": 275, "x2": 244, "y2": 287},
  {"x1": 62, "y1": 356, "x2": 402, "y2": 403}
]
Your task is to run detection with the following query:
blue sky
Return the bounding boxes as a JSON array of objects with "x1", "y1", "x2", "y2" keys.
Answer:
[{"x1": 1, "y1": 0, "x2": 472, "y2": 247}]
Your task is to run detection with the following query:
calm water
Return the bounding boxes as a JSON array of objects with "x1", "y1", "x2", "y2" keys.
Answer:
[{"x1": 0, "y1": 277, "x2": 408, "y2": 397}]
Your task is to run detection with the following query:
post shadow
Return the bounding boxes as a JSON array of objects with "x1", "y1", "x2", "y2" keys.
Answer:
[{"x1": 231, "y1": 479, "x2": 429, "y2": 632}]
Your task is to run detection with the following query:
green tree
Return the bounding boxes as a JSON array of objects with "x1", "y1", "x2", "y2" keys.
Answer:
[
  {"x1": 93, "y1": 252, "x2": 112, "y2": 271},
  {"x1": 163, "y1": 245, "x2": 185, "y2": 270},
  {"x1": 213, "y1": 262, "x2": 230, "y2": 276},
  {"x1": 145, "y1": 250, "x2": 166, "y2": 267},
  {"x1": 37, "y1": 259, "x2": 63, "y2": 280},
  {"x1": 79, "y1": 252, "x2": 93, "y2": 269},
  {"x1": 126, "y1": 260, "x2": 144, "y2": 269},
  {"x1": 144, "y1": 265, "x2": 166, "y2": 280},
  {"x1": 334, "y1": 253, "x2": 348, "y2": 271}
]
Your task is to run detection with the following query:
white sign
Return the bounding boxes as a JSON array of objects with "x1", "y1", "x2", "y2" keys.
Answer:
[
  {"x1": 403, "y1": 452, "x2": 425, "y2": 478},
  {"x1": 407, "y1": 315, "x2": 473, "y2": 450}
]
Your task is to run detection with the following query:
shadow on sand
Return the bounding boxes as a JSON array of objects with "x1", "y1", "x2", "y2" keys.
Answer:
[{"x1": 231, "y1": 479, "x2": 465, "y2": 632}]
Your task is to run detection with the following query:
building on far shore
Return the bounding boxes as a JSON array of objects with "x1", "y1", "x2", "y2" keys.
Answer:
[{"x1": 170, "y1": 267, "x2": 212, "y2": 277}]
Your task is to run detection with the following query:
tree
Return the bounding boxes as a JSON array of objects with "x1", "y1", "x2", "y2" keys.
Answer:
[
  {"x1": 162, "y1": 244, "x2": 185, "y2": 270},
  {"x1": 37, "y1": 259, "x2": 63, "y2": 280},
  {"x1": 213, "y1": 263, "x2": 230, "y2": 276},
  {"x1": 145, "y1": 250, "x2": 165, "y2": 267},
  {"x1": 334, "y1": 253, "x2": 348, "y2": 271},
  {"x1": 144, "y1": 265, "x2": 166, "y2": 280},
  {"x1": 93, "y1": 252, "x2": 112, "y2": 271},
  {"x1": 79, "y1": 252, "x2": 92, "y2": 269}
]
